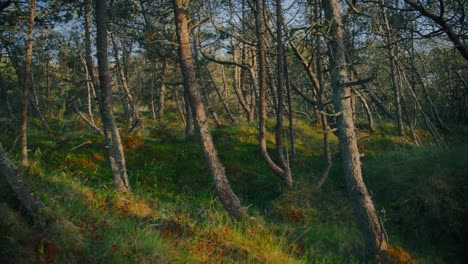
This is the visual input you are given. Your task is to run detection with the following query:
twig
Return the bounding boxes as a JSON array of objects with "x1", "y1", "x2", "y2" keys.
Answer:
[{"x1": 70, "y1": 141, "x2": 92, "y2": 151}]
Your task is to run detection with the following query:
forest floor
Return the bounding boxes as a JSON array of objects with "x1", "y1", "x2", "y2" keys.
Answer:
[{"x1": 0, "y1": 115, "x2": 467, "y2": 263}]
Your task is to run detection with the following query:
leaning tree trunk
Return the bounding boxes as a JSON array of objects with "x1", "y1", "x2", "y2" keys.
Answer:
[
  {"x1": 381, "y1": 2, "x2": 404, "y2": 136},
  {"x1": 20, "y1": 0, "x2": 35, "y2": 166},
  {"x1": 0, "y1": 144, "x2": 84, "y2": 249},
  {"x1": 95, "y1": 0, "x2": 131, "y2": 193},
  {"x1": 172, "y1": 0, "x2": 246, "y2": 218},
  {"x1": 323, "y1": 0, "x2": 388, "y2": 258}
]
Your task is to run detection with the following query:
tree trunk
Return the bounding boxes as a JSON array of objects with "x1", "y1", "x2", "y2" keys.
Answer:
[
  {"x1": 95, "y1": 0, "x2": 131, "y2": 193},
  {"x1": 172, "y1": 0, "x2": 246, "y2": 218},
  {"x1": 0, "y1": 144, "x2": 84, "y2": 248},
  {"x1": 323, "y1": 0, "x2": 388, "y2": 258},
  {"x1": 381, "y1": 2, "x2": 404, "y2": 136},
  {"x1": 20, "y1": 0, "x2": 35, "y2": 166},
  {"x1": 111, "y1": 33, "x2": 139, "y2": 128},
  {"x1": 254, "y1": 0, "x2": 292, "y2": 186},
  {"x1": 231, "y1": 36, "x2": 252, "y2": 121},
  {"x1": 284, "y1": 55, "x2": 296, "y2": 158},
  {"x1": 84, "y1": 0, "x2": 98, "y2": 99},
  {"x1": 184, "y1": 90, "x2": 194, "y2": 140},
  {"x1": 275, "y1": 0, "x2": 291, "y2": 179},
  {"x1": 158, "y1": 60, "x2": 168, "y2": 122},
  {"x1": 207, "y1": 66, "x2": 236, "y2": 123}
]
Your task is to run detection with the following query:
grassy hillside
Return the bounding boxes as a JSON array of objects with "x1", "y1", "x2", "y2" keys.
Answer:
[{"x1": 0, "y1": 117, "x2": 466, "y2": 263}]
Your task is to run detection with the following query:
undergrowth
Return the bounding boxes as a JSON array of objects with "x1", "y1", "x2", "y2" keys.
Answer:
[{"x1": 0, "y1": 116, "x2": 466, "y2": 263}]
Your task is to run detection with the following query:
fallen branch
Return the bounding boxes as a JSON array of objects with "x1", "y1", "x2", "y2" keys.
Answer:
[
  {"x1": 70, "y1": 141, "x2": 92, "y2": 151},
  {"x1": 74, "y1": 106, "x2": 104, "y2": 136},
  {"x1": 0, "y1": 144, "x2": 84, "y2": 248}
]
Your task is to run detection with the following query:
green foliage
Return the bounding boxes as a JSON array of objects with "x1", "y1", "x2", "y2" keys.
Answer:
[{"x1": 0, "y1": 116, "x2": 466, "y2": 263}]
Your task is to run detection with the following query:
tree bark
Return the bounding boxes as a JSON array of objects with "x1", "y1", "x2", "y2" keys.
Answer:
[
  {"x1": 158, "y1": 60, "x2": 168, "y2": 122},
  {"x1": 381, "y1": 2, "x2": 404, "y2": 136},
  {"x1": 323, "y1": 0, "x2": 388, "y2": 257},
  {"x1": 254, "y1": 0, "x2": 292, "y2": 186},
  {"x1": 20, "y1": 0, "x2": 35, "y2": 166},
  {"x1": 111, "y1": 33, "x2": 139, "y2": 128},
  {"x1": 172, "y1": 0, "x2": 246, "y2": 218},
  {"x1": 284, "y1": 55, "x2": 296, "y2": 158},
  {"x1": 95, "y1": 0, "x2": 131, "y2": 193},
  {"x1": 275, "y1": 0, "x2": 292, "y2": 181},
  {"x1": 231, "y1": 36, "x2": 252, "y2": 121}
]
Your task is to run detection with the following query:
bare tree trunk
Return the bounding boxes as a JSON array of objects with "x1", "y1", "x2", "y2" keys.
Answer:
[
  {"x1": 207, "y1": 66, "x2": 236, "y2": 123},
  {"x1": 84, "y1": 0, "x2": 99, "y2": 117},
  {"x1": 232, "y1": 37, "x2": 252, "y2": 121},
  {"x1": 201, "y1": 77, "x2": 223, "y2": 128},
  {"x1": 158, "y1": 60, "x2": 168, "y2": 122},
  {"x1": 172, "y1": 0, "x2": 246, "y2": 218},
  {"x1": 275, "y1": 0, "x2": 292, "y2": 183},
  {"x1": 354, "y1": 88, "x2": 375, "y2": 133},
  {"x1": 20, "y1": 0, "x2": 35, "y2": 166},
  {"x1": 80, "y1": 55, "x2": 97, "y2": 125},
  {"x1": 381, "y1": 2, "x2": 404, "y2": 136},
  {"x1": 150, "y1": 78, "x2": 156, "y2": 120},
  {"x1": 284, "y1": 56, "x2": 296, "y2": 158},
  {"x1": 184, "y1": 90, "x2": 194, "y2": 140},
  {"x1": 253, "y1": 0, "x2": 292, "y2": 186},
  {"x1": 95, "y1": 0, "x2": 131, "y2": 193},
  {"x1": 173, "y1": 88, "x2": 186, "y2": 124},
  {"x1": 323, "y1": 0, "x2": 388, "y2": 257},
  {"x1": 111, "y1": 33, "x2": 139, "y2": 128}
]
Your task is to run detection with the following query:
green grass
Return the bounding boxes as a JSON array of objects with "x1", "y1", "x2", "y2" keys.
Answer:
[{"x1": 0, "y1": 114, "x2": 466, "y2": 263}]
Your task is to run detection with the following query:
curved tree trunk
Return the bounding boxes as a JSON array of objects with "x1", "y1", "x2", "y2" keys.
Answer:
[
  {"x1": 254, "y1": 0, "x2": 292, "y2": 186},
  {"x1": 323, "y1": 0, "x2": 388, "y2": 258},
  {"x1": 95, "y1": 0, "x2": 131, "y2": 193},
  {"x1": 172, "y1": 0, "x2": 246, "y2": 219}
]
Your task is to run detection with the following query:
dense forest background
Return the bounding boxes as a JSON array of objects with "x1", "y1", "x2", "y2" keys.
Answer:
[{"x1": 0, "y1": 0, "x2": 467, "y2": 263}]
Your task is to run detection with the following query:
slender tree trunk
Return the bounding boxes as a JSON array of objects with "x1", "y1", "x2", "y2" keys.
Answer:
[
  {"x1": 323, "y1": 0, "x2": 388, "y2": 257},
  {"x1": 275, "y1": 0, "x2": 292, "y2": 182},
  {"x1": 95, "y1": 0, "x2": 131, "y2": 193},
  {"x1": 174, "y1": 88, "x2": 186, "y2": 124},
  {"x1": 172, "y1": 0, "x2": 246, "y2": 218},
  {"x1": 111, "y1": 33, "x2": 138, "y2": 128},
  {"x1": 158, "y1": 60, "x2": 167, "y2": 122},
  {"x1": 20, "y1": 0, "x2": 35, "y2": 166},
  {"x1": 254, "y1": 0, "x2": 292, "y2": 186},
  {"x1": 354, "y1": 88, "x2": 375, "y2": 133},
  {"x1": 150, "y1": 78, "x2": 156, "y2": 120},
  {"x1": 381, "y1": 2, "x2": 404, "y2": 136},
  {"x1": 84, "y1": 0, "x2": 100, "y2": 117},
  {"x1": 284, "y1": 56, "x2": 296, "y2": 158},
  {"x1": 207, "y1": 66, "x2": 236, "y2": 123},
  {"x1": 232, "y1": 37, "x2": 252, "y2": 121}
]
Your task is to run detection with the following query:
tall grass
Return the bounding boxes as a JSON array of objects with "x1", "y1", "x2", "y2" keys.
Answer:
[{"x1": 0, "y1": 116, "x2": 466, "y2": 263}]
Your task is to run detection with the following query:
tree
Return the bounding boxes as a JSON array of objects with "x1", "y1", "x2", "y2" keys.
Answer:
[
  {"x1": 323, "y1": 0, "x2": 388, "y2": 257},
  {"x1": 403, "y1": 0, "x2": 468, "y2": 61},
  {"x1": 20, "y1": 0, "x2": 36, "y2": 166},
  {"x1": 252, "y1": 0, "x2": 292, "y2": 186},
  {"x1": 95, "y1": 0, "x2": 131, "y2": 193},
  {"x1": 172, "y1": 0, "x2": 246, "y2": 218}
]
